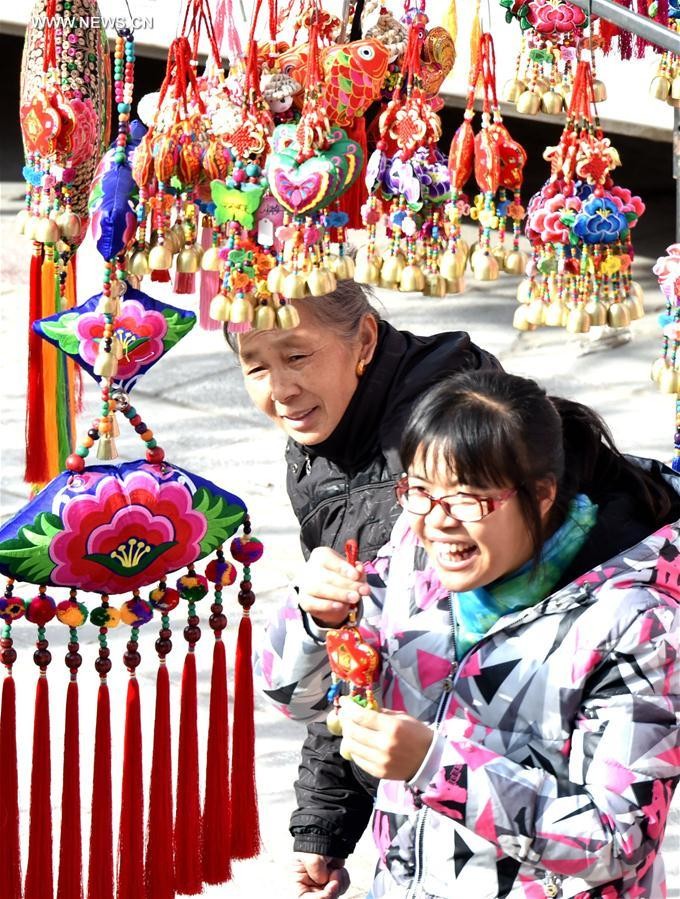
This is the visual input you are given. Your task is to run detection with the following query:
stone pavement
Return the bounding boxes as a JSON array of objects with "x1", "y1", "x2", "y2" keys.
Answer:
[{"x1": 0, "y1": 180, "x2": 678, "y2": 897}]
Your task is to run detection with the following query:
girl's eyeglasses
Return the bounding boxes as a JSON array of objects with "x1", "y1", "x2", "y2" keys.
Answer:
[{"x1": 395, "y1": 477, "x2": 517, "y2": 523}]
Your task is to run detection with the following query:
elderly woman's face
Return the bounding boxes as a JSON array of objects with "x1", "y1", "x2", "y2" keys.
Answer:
[{"x1": 238, "y1": 304, "x2": 377, "y2": 445}]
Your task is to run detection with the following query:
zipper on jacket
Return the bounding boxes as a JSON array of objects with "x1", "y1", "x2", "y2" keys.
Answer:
[{"x1": 407, "y1": 595, "x2": 459, "y2": 899}]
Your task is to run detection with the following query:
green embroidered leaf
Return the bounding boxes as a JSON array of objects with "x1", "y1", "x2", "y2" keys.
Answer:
[
  {"x1": 192, "y1": 488, "x2": 246, "y2": 555},
  {"x1": 40, "y1": 312, "x2": 81, "y2": 356},
  {"x1": 161, "y1": 308, "x2": 196, "y2": 352},
  {"x1": 0, "y1": 512, "x2": 62, "y2": 582},
  {"x1": 85, "y1": 540, "x2": 177, "y2": 577}
]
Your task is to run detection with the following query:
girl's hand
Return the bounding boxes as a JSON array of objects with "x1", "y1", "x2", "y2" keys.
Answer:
[
  {"x1": 292, "y1": 853, "x2": 350, "y2": 898},
  {"x1": 338, "y1": 699, "x2": 434, "y2": 781},
  {"x1": 298, "y1": 547, "x2": 370, "y2": 628}
]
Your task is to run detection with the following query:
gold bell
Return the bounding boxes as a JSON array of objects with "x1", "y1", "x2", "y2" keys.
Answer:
[
  {"x1": 512, "y1": 305, "x2": 536, "y2": 332},
  {"x1": 171, "y1": 222, "x2": 186, "y2": 250},
  {"x1": 471, "y1": 252, "x2": 499, "y2": 281},
  {"x1": 592, "y1": 79, "x2": 607, "y2": 102},
  {"x1": 659, "y1": 366, "x2": 679, "y2": 394},
  {"x1": 23, "y1": 215, "x2": 39, "y2": 240},
  {"x1": 281, "y1": 272, "x2": 308, "y2": 299},
  {"x1": 15, "y1": 208, "x2": 29, "y2": 235},
  {"x1": 423, "y1": 274, "x2": 447, "y2": 297},
  {"x1": 160, "y1": 229, "x2": 180, "y2": 255},
  {"x1": 96, "y1": 434, "x2": 118, "y2": 461},
  {"x1": 35, "y1": 217, "x2": 61, "y2": 244},
  {"x1": 446, "y1": 277, "x2": 465, "y2": 295},
  {"x1": 625, "y1": 296, "x2": 645, "y2": 321},
  {"x1": 209, "y1": 294, "x2": 231, "y2": 322},
  {"x1": 516, "y1": 89, "x2": 541, "y2": 115},
  {"x1": 355, "y1": 245, "x2": 381, "y2": 270},
  {"x1": 541, "y1": 91, "x2": 564, "y2": 115},
  {"x1": 276, "y1": 303, "x2": 301, "y2": 329},
  {"x1": 458, "y1": 239, "x2": 470, "y2": 260},
  {"x1": 672, "y1": 75, "x2": 680, "y2": 100},
  {"x1": 332, "y1": 256, "x2": 355, "y2": 281},
  {"x1": 502, "y1": 79, "x2": 526, "y2": 103},
  {"x1": 584, "y1": 300, "x2": 607, "y2": 327},
  {"x1": 399, "y1": 264, "x2": 426, "y2": 292},
  {"x1": 651, "y1": 357, "x2": 666, "y2": 383},
  {"x1": 254, "y1": 304, "x2": 277, "y2": 330},
  {"x1": 326, "y1": 709, "x2": 343, "y2": 736},
  {"x1": 57, "y1": 211, "x2": 81, "y2": 240},
  {"x1": 381, "y1": 255, "x2": 405, "y2": 284},
  {"x1": 544, "y1": 302, "x2": 566, "y2": 327},
  {"x1": 492, "y1": 245, "x2": 507, "y2": 270},
  {"x1": 176, "y1": 247, "x2": 201, "y2": 273},
  {"x1": 148, "y1": 245, "x2": 173, "y2": 271},
  {"x1": 629, "y1": 281, "x2": 645, "y2": 304},
  {"x1": 650, "y1": 75, "x2": 671, "y2": 101},
  {"x1": 267, "y1": 264, "x2": 289, "y2": 294},
  {"x1": 354, "y1": 261, "x2": 381, "y2": 285},
  {"x1": 201, "y1": 247, "x2": 221, "y2": 271},
  {"x1": 607, "y1": 303, "x2": 631, "y2": 329},
  {"x1": 230, "y1": 296, "x2": 254, "y2": 326},
  {"x1": 504, "y1": 249, "x2": 528, "y2": 276},
  {"x1": 526, "y1": 299, "x2": 546, "y2": 326},
  {"x1": 438, "y1": 250, "x2": 459, "y2": 281},
  {"x1": 516, "y1": 279, "x2": 534, "y2": 305},
  {"x1": 565, "y1": 308, "x2": 591, "y2": 334},
  {"x1": 97, "y1": 294, "x2": 121, "y2": 316},
  {"x1": 128, "y1": 250, "x2": 151, "y2": 277},
  {"x1": 307, "y1": 268, "x2": 334, "y2": 296},
  {"x1": 94, "y1": 348, "x2": 119, "y2": 378}
]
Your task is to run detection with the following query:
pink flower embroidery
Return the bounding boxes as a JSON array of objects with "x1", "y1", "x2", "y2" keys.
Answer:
[{"x1": 528, "y1": 0, "x2": 587, "y2": 35}]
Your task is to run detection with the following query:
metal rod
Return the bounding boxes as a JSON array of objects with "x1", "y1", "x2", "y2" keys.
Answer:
[{"x1": 568, "y1": 0, "x2": 680, "y2": 55}]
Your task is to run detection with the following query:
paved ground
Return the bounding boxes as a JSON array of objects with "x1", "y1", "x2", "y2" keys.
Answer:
[{"x1": 1, "y1": 178, "x2": 678, "y2": 897}]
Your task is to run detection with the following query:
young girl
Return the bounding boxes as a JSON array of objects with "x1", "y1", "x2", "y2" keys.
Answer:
[{"x1": 258, "y1": 370, "x2": 680, "y2": 899}]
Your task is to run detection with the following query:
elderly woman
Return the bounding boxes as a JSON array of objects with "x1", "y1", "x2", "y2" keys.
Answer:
[{"x1": 231, "y1": 279, "x2": 500, "y2": 895}]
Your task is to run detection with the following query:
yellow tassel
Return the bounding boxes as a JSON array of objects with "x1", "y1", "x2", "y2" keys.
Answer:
[
  {"x1": 470, "y1": 0, "x2": 481, "y2": 81},
  {"x1": 443, "y1": 0, "x2": 457, "y2": 43}
]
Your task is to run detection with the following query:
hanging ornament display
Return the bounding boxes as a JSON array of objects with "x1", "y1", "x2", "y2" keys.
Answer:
[
  {"x1": 515, "y1": 60, "x2": 645, "y2": 333},
  {"x1": 18, "y1": 0, "x2": 111, "y2": 484},
  {"x1": 652, "y1": 244, "x2": 680, "y2": 399},
  {"x1": 649, "y1": 4, "x2": 680, "y2": 107}
]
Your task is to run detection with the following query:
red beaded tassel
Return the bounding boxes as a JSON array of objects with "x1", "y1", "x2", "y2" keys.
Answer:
[
  {"x1": 145, "y1": 582, "x2": 178, "y2": 899},
  {"x1": 25, "y1": 244, "x2": 47, "y2": 484},
  {"x1": 174, "y1": 567, "x2": 207, "y2": 894},
  {"x1": 340, "y1": 116, "x2": 368, "y2": 230},
  {"x1": 0, "y1": 581, "x2": 22, "y2": 899},
  {"x1": 57, "y1": 597, "x2": 86, "y2": 899},
  {"x1": 229, "y1": 520, "x2": 263, "y2": 860},
  {"x1": 24, "y1": 589, "x2": 58, "y2": 899},
  {"x1": 202, "y1": 550, "x2": 235, "y2": 884},
  {"x1": 88, "y1": 604, "x2": 115, "y2": 899}
]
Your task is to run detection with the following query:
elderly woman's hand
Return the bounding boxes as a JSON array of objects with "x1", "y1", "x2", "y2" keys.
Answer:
[{"x1": 298, "y1": 547, "x2": 371, "y2": 628}]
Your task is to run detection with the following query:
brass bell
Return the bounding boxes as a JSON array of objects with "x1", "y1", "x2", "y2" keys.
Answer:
[
  {"x1": 354, "y1": 260, "x2": 381, "y2": 285},
  {"x1": 109, "y1": 413, "x2": 120, "y2": 438},
  {"x1": 423, "y1": 274, "x2": 447, "y2": 297},
  {"x1": 160, "y1": 229, "x2": 180, "y2": 255},
  {"x1": 201, "y1": 246, "x2": 221, "y2": 271},
  {"x1": 446, "y1": 277, "x2": 465, "y2": 294},
  {"x1": 96, "y1": 434, "x2": 118, "y2": 461},
  {"x1": 535, "y1": 77, "x2": 550, "y2": 94},
  {"x1": 94, "y1": 347, "x2": 119, "y2": 378},
  {"x1": 526, "y1": 299, "x2": 546, "y2": 326},
  {"x1": 607, "y1": 303, "x2": 631, "y2": 329},
  {"x1": 625, "y1": 297, "x2": 644, "y2": 321},
  {"x1": 57, "y1": 211, "x2": 81, "y2": 240},
  {"x1": 276, "y1": 303, "x2": 301, "y2": 330},
  {"x1": 672, "y1": 75, "x2": 680, "y2": 100},
  {"x1": 267, "y1": 264, "x2": 289, "y2": 294},
  {"x1": 35, "y1": 217, "x2": 60, "y2": 244},
  {"x1": 471, "y1": 252, "x2": 499, "y2": 281},
  {"x1": 592, "y1": 79, "x2": 607, "y2": 103},
  {"x1": 438, "y1": 250, "x2": 458, "y2": 281},
  {"x1": 254, "y1": 304, "x2": 277, "y2": 330},
  {"x1": 565, "y1": 308, "x2": 591, "y2": 334},
  {"x1": 381, "y1": 255, "x2": 405, "y2": 284},
  {"x1": 504, "y1": 249, "x2": 528, "y2": 276},
  {"x1": 97, "y1": 295, "x2": 121, "y2": 316},
  {"x1": 584, "y1": 300, "x2": 607, "y2": 327},
  {"x1": 516, "y1": 90, "x2": 541, "y2": 116},
  {"x1": 355, "y1": 245, "x2": 381, "y2": 270},
  {"x1": 399, "y1": 264, "x2": 426, "y2": 292},
  {"x1": 307, "y1": 268, "x2": 333, "y2": 296},
  {"x1": 541, "y1": 90, "x2": 564, "y2": 115},
  {"x1": 128, "y1": 250, "x2": 151, "y2": 277},
  {"x1": 629, "y1": 281, "x2": 645, "y2": 304},
  {"x1": 327, "y1": 709, "x2": 343, "y2": 736},
  {"x1": 171, "y1": 222, "x2": 186, "y2": 250},
  {"x1": 512, "y1": 305, "x2": 535, "y2": 332},
  {"x1": 15, "y1": 208, "x2": 29, "y2": 235},
  {"x1": 492, "y1": 245, "x2": 507, "y2": 270},
  {"x1": 502, "y1": 79, "x2": 526, "y2": 103},
  {"x1": 659, "y1": 366, "x2": 679, "y2": 395},
  {"x1": 148, "y1": 245, "x2": 173, "y2": 271},
  {"x1": 332, "y1": 256, "x2": 355, "y2": 281},
  {"x1": 230, "y1": 296, "x2": 254, "y2": 327},
  {"x1": 176, "y1": 247, "x2": 200, "y2": 273},
  {"x1": 458, "y1": 239, "x2": 470, "y2": 260},
  {"x1": 281, "y1": 272, "x2": 308, "y2": 299},
  {"x1": 650, "y1": 75, "x2": 671, "y2": 101},
  {"x1": 651, "y1": 357, "x2": 667, "y2": 383},
  {"x1": 544, "y1": 302, "x2": 566, "y2": 327},
  {"x1": 23, "y1": 215, "x2": 39, "y2": 240},
  {"x1": 516, "y1": 279, "x2": 534, "y2": 305},
  {"x1": 209, "y1": 294, "x2": 231, "y2": 322}
]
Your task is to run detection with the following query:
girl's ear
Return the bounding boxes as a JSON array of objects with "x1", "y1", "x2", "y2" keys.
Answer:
[
  {"x1": 537, "y1": 478, "x2": 558, "y2": 521},
  {"x1": 358, "y1": 314, "x2": 379, "y2": 364}
]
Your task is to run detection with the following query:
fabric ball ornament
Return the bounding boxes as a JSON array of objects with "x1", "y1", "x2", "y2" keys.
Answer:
[
  {"x1": 205, "y1": 559, "x2": 237, "y2": 586},
  {"x1": 0, "y1": 596, "x2": 26, "y2": 622},
  {"x1": 230, "y1": 536, "x2": 264, "y2": 566},
  {"x1": 119, "y1": 597, "x2": 154, "y2": 626},
  {"x1": 56, "y1": 598, "x2": 89, "y2": 627},
  {"x1": 89, "y1": 604, "x2": 121, "y2": 628},
  {"x1": 26, "y1": 593, "x2": 57, "y2": 625},
  {"x1": 149, "y1": 585, "x2": 180, "y2": 612},
  {"x1": 176, "y1": 573, "x2": 209, "y2": 602}
]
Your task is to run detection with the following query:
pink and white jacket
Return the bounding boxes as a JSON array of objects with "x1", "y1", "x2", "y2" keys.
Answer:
[{"x1": 256, "y1": 514, "x2": 680, "y2": 898}]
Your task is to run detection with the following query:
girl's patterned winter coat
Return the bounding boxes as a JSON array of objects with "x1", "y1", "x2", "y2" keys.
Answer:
[{"x1": 257, "y1": 514, "x2": 680, "y2": 898}]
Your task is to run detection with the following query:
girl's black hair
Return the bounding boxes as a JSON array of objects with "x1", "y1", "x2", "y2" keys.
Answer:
[{"x1": 400, "y1": 370, "x2": 673, "y2": 564}]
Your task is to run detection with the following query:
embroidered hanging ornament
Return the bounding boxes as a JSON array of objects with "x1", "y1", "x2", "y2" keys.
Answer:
[
  {"x1": 516, "y1": 59, "x2": 645, "y2": 334},
  {"x1": 18, "y1": 0, "x2": 111, "y2": 485},
  {"x1": 324, "y1": 540, "x2": 380, "y2": 752},
  {"x1": 649, "y1": 6, "x2": 680, "y2": 106},
  {"x1": 652, "y1": 245, "x2": 680, "y2": 413}
]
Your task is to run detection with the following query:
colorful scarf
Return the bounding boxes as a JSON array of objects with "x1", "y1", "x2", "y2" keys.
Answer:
[{"x1": 453, "y1": 494, "x2": 598, "y2": 659}]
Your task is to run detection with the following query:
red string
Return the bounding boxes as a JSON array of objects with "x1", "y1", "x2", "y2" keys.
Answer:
[
  {"x1": 24, "y1": 676, "x2": 53, "y2": 899},
  {"x1": 145, "y1": 664, "x2": 175, "y2": 899},
  {"x1": 88, "y1": 683, "x2": 113, "y2": 899},
  {"x1": 174, "y1": 652, "x2": 202, "y2": 895},
  {"x1": 202, "y1": 638, "x2": 232, "y2": 885},
  {"x1": 43, "y1": 0, "x2": 57, "y2": 71},
  {"x1": 0, "y1": 675, "x2": 22, "y2": 899},
  {"x1": 117, "y1": 676, "x2": 144, "y2": 899},
  {"x1": 56, "y1": 680, "x2": 82, "y2": 899}
]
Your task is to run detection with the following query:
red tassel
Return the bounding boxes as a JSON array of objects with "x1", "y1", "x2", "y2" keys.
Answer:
[
  {"x1": 0, "y1": 674, "x2": 22, "y2": 899},
  {"x1": 151, "y1": 269, "x2": 171, "y2": 282},
  {"x1": 173, "y1": 271, "x2": 196, "y2": 295},
  {"x1": 88, "y1": 683, "x2": 113, "y2": 899},
  {"x1": 145, "y1": 664, "x2": 175, "y2": 899},
  {"x1": 201, "y1": 638, "x2": 231, "y2": 884},
  {"x1": 25, "y1": 675, "x2": 53, "y2": 899},
  {"x1": 117, "y1": 677, "x2": 144, "y2": 899},
  {"x1": 174, "y1": 652, "x2": 202, "y2": 894},
  {"x1": 199, "y1": 226, "x2": 220, "y2": 331},
  {"x1": 57, "y1": 680, "x2": 82, "y2": 899},
  {"x1": 338, "y1": 117, "x2": 368, "y2": 231},
  {"x1": 229, "y1": 615, "x2": 260, "y2": 859},
  {"x1": 25, "y1": 248, "x2": 47, "y2": 484}
]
